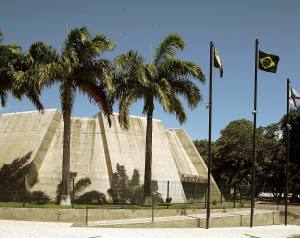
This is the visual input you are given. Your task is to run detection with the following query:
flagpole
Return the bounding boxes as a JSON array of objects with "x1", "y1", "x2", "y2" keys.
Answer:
[
  {"x1": 206, "y1": 41, "x2": 214, "y2": 229},
  {"x1": 285, "y1": 78, "x2": 290, "y2": 226},
  {"x1": 250, "y1": 39, "x2": 259, "y2": 228}
]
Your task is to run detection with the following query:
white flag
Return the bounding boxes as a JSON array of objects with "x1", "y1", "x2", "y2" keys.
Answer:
[{"x1": 290, "y1": 87, "x2": 300, "y2": 107}]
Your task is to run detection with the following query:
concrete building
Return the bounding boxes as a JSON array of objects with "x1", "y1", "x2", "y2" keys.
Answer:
[{"x1": 0, "y1": 109, "x2": 221, "y2": 203}]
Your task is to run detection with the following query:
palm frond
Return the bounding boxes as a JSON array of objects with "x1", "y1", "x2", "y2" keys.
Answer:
[
  {"x1": 92, "y1": 33, "x2": 116, "y2": 53},
  {"x1": 5, "y1": 44, "x2": 21, "y2": 54},
  {"x1": 74, "y1": 177, "x2": 91, "y2": 195},
  {"x1": 76, "y1": 79, "x2": 112, "y2": 125},
  {"x1": 115, "y1": 50, "x2": 147, "y2": 84},
  {"x1": 29, "y1": 42, "x2": 58, "y2": 64},
  {"x1": 168, "y1": 95, "x2": 187, "y2": 124},
  {"x1": 154, "y1": 33, "x2": 184, "y2": 65},
  {"x1": 159, "y1": 58, "x2": 205, "y2": 83},
  {"x1": 11, "y1": 68, "x2": 44, "y2": 112},
  {"x1": 169, "y1": 79, "x2": 202, "y2": 109},
  {"x1": 118, "y1": 90, "x2": 140, "y2": 130},
  {"x1": 24, "y1": 87, "x2": 44, "y2": 112},
  {"x1": 153, "y1": 78, "x2": 172, "y2": 112}
]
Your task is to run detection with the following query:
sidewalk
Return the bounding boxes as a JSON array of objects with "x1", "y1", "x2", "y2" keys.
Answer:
[{"x1": 0, "y1": 220, "x2": 299, "y2": 238}]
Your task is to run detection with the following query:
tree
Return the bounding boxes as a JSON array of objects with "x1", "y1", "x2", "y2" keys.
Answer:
[
  {"x1": 257, "y1": 123, "x2": 285, "y2": 197},
  {"x1": 36, "y1": 27, "x2": 115, "y2": 205},
  {"x1": 193, "y1": 139, "x2": 217, "y2": 165},
  {"x1": 0, "y1": 30, "x2": 46, "y2": 110},
  {"x1": 202, "y1": 119, "x2": 285, "y2": 196},
  {"x1": 281, "y1": 107, "x2": 300, "y2": 201},
  {"x1": 113, "y1": 33, "x2": 205, "y2": 203}
]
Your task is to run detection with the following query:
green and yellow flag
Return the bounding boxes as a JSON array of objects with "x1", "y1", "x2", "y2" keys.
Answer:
[
  {"x1": 214, "y1": 48, "x2": 223, "y2": 78},
  {"x1": 258, "y1": 50, "x2": 280, "y2": 73}
]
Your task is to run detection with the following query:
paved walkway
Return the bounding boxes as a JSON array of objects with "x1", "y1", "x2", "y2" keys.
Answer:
[
  {"x1": 0, "y1": 220, "x2": 299, "y2": 238},
  {"x1": 87, "y1": 209, "x2": 273, "y2": 227}
]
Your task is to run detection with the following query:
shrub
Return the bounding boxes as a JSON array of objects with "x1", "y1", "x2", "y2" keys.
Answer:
[
  {"x1": 239, "y1": 199, "x2": 246, "y2": 207},
  {"x1": 28, "y1": 191, "x2": 50, "y2": 205},
  {"x1": 75, "y1": 190, "x2": 106, "y2": 205}
]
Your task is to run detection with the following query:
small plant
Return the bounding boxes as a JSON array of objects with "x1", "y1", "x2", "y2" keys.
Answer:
[
  {"x1": 56, "y1": 174, "x2": 106, "y2": 205},
  {"x1": 27, "y1": 191, "x2": 50, "y2": 205},
  {"x1": 75, "y1": 190, "x2": 106, "y2": 205},
  {"x1": 107, "y1": 164, "x2": 164, "y2": 205},
  {"x1": 239, "y1": 199, "x2": 246, "y2": 207},
  {"x1": 212, "y1": 199, "x2": 217, "y2": 205}
]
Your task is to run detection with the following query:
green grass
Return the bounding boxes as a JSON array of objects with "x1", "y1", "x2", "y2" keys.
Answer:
[{"x1": 0, "y1": 201, "x2": 250, "y2": 210}]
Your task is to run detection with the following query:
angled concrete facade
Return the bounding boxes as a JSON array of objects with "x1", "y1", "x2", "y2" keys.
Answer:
[{"x1": 0, "y1": 109, "x2": 221, "y2": 203}]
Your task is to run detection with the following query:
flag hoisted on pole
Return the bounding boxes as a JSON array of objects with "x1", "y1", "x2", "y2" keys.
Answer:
[
  {"x1": 290, "y1": 87, "x2": 300, "y2": 107},
  {"x1": 206, "y1": 42, "x2": 223, "y2": 229},
  {"x1": 214, "y1": 48, "x2": 223, "y2": 78},
  {"x1": 250, "y1": 40, "x2": 280, "y2": 228}
]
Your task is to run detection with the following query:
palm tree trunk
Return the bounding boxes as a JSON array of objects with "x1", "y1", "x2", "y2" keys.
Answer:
[
  {"x1": 144, "y1": 104, "x2": 154, "y2": 205},
  {"x1": 60, "y1": 106, "x2": 71, "y2": 205}
]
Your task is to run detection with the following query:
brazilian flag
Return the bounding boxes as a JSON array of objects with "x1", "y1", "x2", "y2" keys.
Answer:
[{"x1": 258, "y1": 50, "x2": 280, "y2": 73}]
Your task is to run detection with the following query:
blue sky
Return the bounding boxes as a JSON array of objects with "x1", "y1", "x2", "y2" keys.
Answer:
[{"x1": 1, "y1": 0, "x2": 300, "y2": 140}]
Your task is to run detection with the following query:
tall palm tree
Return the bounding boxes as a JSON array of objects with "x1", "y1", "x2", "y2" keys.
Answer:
[
  {"x1": 0, "y1": 30, "x2": 46, "y2": 111},
  {"x1": 36, "y1": 27, "x2": 115, "y2": 205},
  {"x1": 113, "y1": 33, "x2": 205, "y2": 203}
]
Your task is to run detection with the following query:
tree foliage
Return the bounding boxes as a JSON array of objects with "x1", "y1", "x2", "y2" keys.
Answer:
[
  {"x1": 194, "y1": 119, "x2": 286, "y2": 197},
  {"x1": 0, "y1": 30, "x2": 47, "y2": 110},
  {"x1": 281, "y1": 108, "x2": 300, "y2": 200}
]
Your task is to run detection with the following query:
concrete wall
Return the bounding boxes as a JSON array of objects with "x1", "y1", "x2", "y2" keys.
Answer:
[
  {"x1": 0, "y1": 207, "x2": 280, "y2": 228},
  {"x1": 99, "y1": 113, "x2": 186, "y2": 202},
  {"x1": 0, "y1": 109, "x2": 220, "y2": 203},
  {"x1": 34, "y1": 116, "x2": 110, "y2": 199},
  {"x1": 172, "y1": 128, "x2": 221, "y2": 201}
]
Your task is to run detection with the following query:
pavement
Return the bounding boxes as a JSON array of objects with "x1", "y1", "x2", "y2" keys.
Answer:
[
  {"x1": 87, "y1": 209, "x2": 273, "y2": 227},
  {"x1": 0, "y1": 220, "x2": 299, "y2": 238}
]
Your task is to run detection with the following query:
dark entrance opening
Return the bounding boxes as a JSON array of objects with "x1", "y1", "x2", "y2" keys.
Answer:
[{"x1": 181, "y1": 181, "x2": 206, "y2": 202}]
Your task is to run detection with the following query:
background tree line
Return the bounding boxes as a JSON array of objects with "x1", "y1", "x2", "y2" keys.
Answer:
[{"x1": 194, "y1": 108, "x2": 300, "y2": 200}]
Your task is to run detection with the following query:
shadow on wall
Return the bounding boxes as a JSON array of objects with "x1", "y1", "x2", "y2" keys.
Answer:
[
  {"x1": 107, "y1": 163, "x2": 164, "y2": 205},
  {"x1": 55, "y1": 173, "x2": 107, "y2": 205},
  {"x1": 0, "y1": 152, "x2": 50, "y2": 204}
]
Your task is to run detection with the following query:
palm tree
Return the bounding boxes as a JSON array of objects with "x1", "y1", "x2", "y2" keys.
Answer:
[
  {"x1": 113, "y1": 33, "x2": 205, "y2": 203},
  {"x1": 0, "y1": 30, "x2": 46, "y2": 111},
  {"x1": 36, "y1": 27, "x2": 115, "y2": 205}
]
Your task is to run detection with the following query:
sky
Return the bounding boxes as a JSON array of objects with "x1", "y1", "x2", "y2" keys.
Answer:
[{"x1": 1, "y1": 0, "x2": 300, "y2": 140}]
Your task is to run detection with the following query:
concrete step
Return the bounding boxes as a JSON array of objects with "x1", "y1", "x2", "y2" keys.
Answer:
[{"x1": 85, "y1": 209, "x2": 280, "y2": 228}]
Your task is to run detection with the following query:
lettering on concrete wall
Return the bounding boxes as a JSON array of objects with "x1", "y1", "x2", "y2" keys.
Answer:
[{"x1": 180, "y1": 174, "x2": 208, "y2": 183}]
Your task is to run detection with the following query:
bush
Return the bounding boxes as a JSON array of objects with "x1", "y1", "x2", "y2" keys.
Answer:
[
  {"x1": 107, "y1": 164, "x2": 164, "y2": 205},
  {"x1": 239, "y1": 199, "x2": 246, "y2": 207},
  {"x1": 75, "y1": 190, "x2": 106, "y2": 205},
  {"x1": 28, "y1": 191, "x2": 50, "y2": 205}
]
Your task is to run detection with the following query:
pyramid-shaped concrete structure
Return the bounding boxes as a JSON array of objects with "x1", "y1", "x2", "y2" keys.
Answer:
[{"x1": 0, "y1": 109, "x2": 221, "y2": 203}]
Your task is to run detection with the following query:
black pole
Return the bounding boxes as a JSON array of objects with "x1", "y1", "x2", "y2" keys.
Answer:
[
  {"x1": 285, "y1": 78, "x2": 290, "y2": 226},
  {"x1": 250, "y1": 39, "x2": 259, "y2": 228},
  {"x1": 22, "y1": 177, "x2": 26, "y2": 208},
  {"x1": 206, "y1": 41, "x2": 214, "y2": 229},
  {"x1": 72, "y1": 177, "x2": 75, "y2": 208},
  {"x1": 233, "y1": 185, "x2": 236, "y2": 208},
  {"x1": 167, "y1": 180, "x2": 170, "y2": 198}
]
